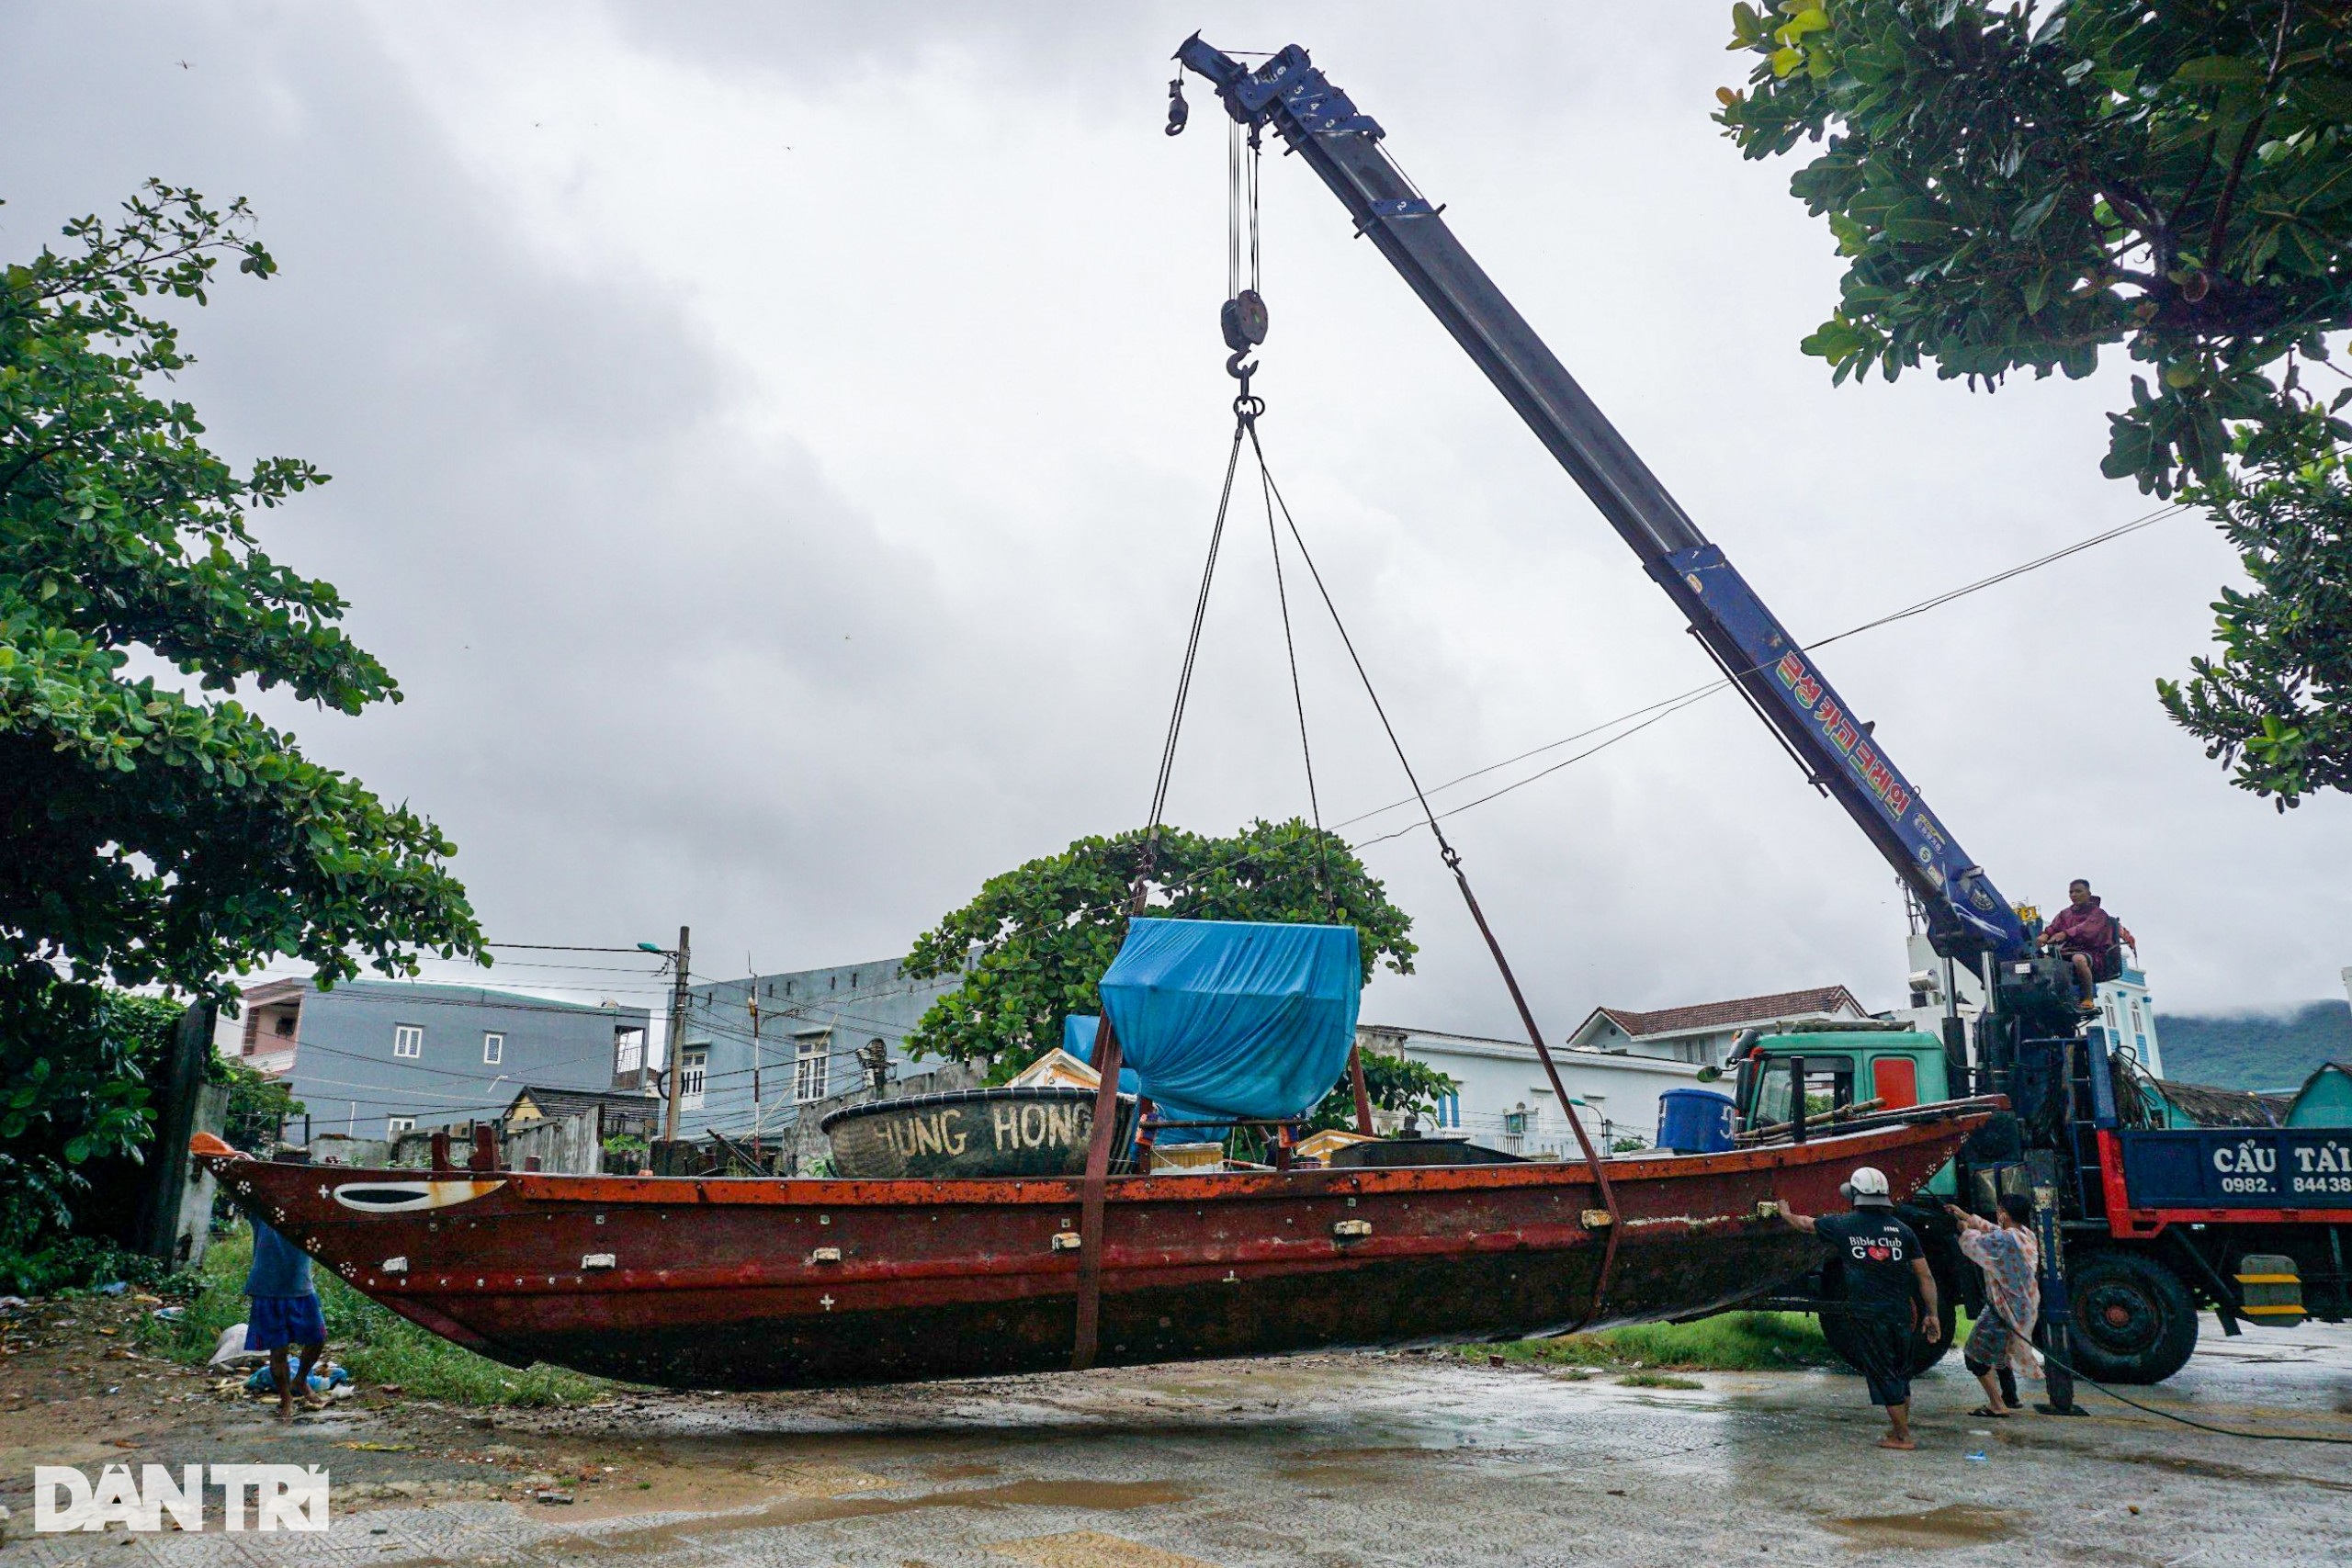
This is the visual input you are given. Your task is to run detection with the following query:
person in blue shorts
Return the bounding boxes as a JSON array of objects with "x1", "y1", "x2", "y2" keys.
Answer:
[{"x1": 245, "y1": 1217, "x2": 327, "y2": 1419}]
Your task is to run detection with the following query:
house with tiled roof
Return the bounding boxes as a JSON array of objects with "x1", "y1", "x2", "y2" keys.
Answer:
[
  {"x1": 1563, "y1": 985, "x2": 1871, "y2": 1069},
  {"x1": 501, "y1": 1085, "x2": 662, "y2": 1136}
]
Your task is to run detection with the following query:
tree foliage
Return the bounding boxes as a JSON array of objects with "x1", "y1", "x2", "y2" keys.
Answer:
[
  {"x1": 2, "y1": 184, "x2": 481, "y2": 1232},
  {"x1": 902, "y1": 818, "x2": 1416, "y2": 1078},
  {"x1": 0, "y1": 983, "x2": 176, "y2": 1247},
  {"x1": 213, "y1": 1055, "x2": 304, "y2": 1155},
  {"x1": 1302, "y1": 1044, "x2": 1456, "y2": 1135},
  {"x1": 1717, "y1": 2, "x2": 2352, "y2": 803}
]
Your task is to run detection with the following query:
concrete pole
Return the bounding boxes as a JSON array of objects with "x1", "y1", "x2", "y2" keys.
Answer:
[{"x1": 662, "y1": 926, "x2": 692, "y2": 1145}]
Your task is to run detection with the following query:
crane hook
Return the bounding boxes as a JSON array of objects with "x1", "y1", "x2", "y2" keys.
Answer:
[{"x1": 1164, "y1": 76, "x2": 1189, "y2": 136}]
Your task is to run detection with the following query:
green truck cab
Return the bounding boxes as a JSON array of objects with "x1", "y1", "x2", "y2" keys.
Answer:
[
  {"x1": 1716, "y1": 1026, "x2": 1968, "y2": 1372},
  {"x1": 1729, "y1": 1028, "x2": 1961, "y2": 1201}
]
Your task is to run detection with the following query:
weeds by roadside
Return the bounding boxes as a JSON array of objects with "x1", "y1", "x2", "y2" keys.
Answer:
[
  {"x1": 137, "y1": 1230, "x2": 615, "y2": 1407},
  {"x1": 1462, "y1": 1311, "x2": 1838, "y2": 1372}
]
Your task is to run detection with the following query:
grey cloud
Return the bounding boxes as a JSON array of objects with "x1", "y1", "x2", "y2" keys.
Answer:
[{"x1": 5, "y1": 3, "x2": 2344, "y2": 1041}]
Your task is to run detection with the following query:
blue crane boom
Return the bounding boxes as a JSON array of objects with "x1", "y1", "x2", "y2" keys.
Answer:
[{"x1": 1173, "y1": 36, "x2": 2032, "y2": 964}]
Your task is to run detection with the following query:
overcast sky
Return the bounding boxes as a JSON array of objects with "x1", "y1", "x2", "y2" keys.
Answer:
[{"x1": 8, "y1": 3, "x2": 2346, "y2": 1037}]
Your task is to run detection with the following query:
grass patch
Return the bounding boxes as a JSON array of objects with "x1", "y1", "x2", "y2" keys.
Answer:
[
  {"x1": 139, "y1": 1230, "x2": 615, "y2": 1408},
  {"x1": 1463, "y1": 1311, "x2": 1838, "y2": 1372},
  {"x1": 1617, "y1": 1371, "x2": 1704, "y2": 1389}
]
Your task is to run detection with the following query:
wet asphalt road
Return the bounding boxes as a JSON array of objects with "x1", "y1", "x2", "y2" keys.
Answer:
[{"x1": 15, "y1": 1316, "x2": 2352, "y2": 1567}]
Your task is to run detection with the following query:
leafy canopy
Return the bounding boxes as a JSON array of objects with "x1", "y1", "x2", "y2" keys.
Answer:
[
  {"x1": 1, "y1": 184, "x2": 481, "y2": 1233},
  {"x1": 901, "y1": 818, "x2": 1416, "y2": 1079},
  {"x1": 1301, "y1": 1044, "x2": 1456, "y2": 1135},
  {"x1": 1717, "y1": 1, "x2": 2352, "y2": 804}
]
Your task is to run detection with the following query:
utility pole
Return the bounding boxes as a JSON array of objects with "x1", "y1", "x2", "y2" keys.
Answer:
[
  {"x1": 662, "y1": 925, "x2": 693, "y2": 1144},
  {"x1": 748, "y1": 973, "x2": 763, "y2": 1149}
]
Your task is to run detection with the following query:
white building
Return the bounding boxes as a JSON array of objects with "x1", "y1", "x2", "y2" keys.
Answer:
[
  {"x1": 1561, "y1": 985, "x2": 1871, "y2": 1070},
  {"x1": 1359, "y1": 1024, "x2": 1703, "y2": 1156}
]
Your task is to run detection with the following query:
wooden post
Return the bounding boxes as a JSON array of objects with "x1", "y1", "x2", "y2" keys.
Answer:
[
  {"x1": 1070, "y1": 1017, "x2": 1125, "y2": 1371},
  {"x1": 1347, "y1": 1043, "x2": 1374, "y2": 1136},
  {"x1": 137, "y1": 1000, "x2": 217, "y2": 1261}
]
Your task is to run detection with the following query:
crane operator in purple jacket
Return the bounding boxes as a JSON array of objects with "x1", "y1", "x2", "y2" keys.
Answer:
[{"x1": 2038, "y1": 880, "x2": 2136, "y2": 1009}]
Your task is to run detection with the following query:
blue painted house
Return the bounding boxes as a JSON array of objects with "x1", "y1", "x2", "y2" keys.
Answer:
[
  {"x1": 235, "y1": 976, "x2": 653, "y2": 1143},
  {"x1": 671, "y1": 957, "x2": 965, "y2": 1142}
]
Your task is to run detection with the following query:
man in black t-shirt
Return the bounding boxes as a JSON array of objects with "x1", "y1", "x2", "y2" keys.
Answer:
[{"x1": 1779, "y1": 1166, "x2": 1941, "y2": 1450}]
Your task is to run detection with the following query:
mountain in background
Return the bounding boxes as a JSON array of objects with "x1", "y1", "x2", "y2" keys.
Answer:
[{"x1": 2157, "y1": 1000, "x2": 2352, "y2": 1092}]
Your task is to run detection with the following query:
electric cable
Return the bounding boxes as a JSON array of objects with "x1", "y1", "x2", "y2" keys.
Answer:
[
  {"x1": 1338, "y1": 500, "x2": 2189, "y2": 839},
  {"x1": 2035, "y1": 1343, "x2": 2352, "y2": 1444}
]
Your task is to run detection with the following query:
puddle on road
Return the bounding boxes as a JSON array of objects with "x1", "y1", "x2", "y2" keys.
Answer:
[
  {"x1": 2112, "y1": 1449, "x2": 2352, "y2": 1495},
  {"x1": 1822, "y1": 1504, "x2": 2017, "y2": 1549},
  {"x1": 546, "y1": 1477, "x2": 1196, "y2": 1555}
]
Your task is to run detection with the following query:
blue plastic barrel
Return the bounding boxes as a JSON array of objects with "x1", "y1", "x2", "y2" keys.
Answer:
[{"x1": 1657, "y1": 1088, "x2": 1736, "y2": 1154}]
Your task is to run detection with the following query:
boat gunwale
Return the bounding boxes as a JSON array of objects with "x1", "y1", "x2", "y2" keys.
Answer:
[{"x1": 201, "y1": 1100, "x2": 1998, "y2": 1212}]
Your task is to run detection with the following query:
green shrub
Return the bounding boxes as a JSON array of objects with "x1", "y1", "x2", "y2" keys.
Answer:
[
  {"x1": 1466, "y1": 1311, "x2": 1837, "y2": 1372},
  {"x1": 141, "y1": 1230, "x2": 615, "y2": 1407}
]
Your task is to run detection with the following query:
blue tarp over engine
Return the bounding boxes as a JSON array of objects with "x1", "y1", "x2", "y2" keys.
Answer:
[
  {"x1": 1097, "y1": 919, "x2": 1362, "y2": 1122},
  {"x1": 1067, "y1": 1013, "x2": 1222, "y2": 1145},
  {"x1": 1061, "y1": 1016, "x2": 1139, "y2": 1094}
]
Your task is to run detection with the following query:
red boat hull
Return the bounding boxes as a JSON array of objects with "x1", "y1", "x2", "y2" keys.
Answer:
[{"x1": 198, "y1": 1110, "x2": 1987, "y2": 1391}]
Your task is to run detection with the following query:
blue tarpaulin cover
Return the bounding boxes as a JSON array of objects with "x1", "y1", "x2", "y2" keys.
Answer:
[
  {"x1": 1097, "y1": 919, "x2": 1362, "y2": 1122},
  {"x1": 1061, "y1": 1015, "x2": 1140, "y2": 1094}
]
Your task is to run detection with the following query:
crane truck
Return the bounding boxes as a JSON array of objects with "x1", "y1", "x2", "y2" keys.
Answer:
[{"x1": 1170, "y1": 35, "x2": 2352, "y2": 1385}]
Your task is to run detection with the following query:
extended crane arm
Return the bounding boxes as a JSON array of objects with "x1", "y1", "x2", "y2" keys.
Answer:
[{"x1": 1174, "y1": 35, "x2": 2031, "y2": 963}]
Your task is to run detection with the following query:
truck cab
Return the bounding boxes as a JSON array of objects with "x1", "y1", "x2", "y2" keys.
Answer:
[
  {"x1": 1717, "y1": 1026, "x2": 1967, "y2": 1374},
  {"x1": 1731, "y1": 1027, "x2": 1961, "y2": 1201}
]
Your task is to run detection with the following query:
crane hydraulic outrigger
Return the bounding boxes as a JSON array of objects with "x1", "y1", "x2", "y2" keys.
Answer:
[{"x1": 1170, "y1": 36, "x2": 2029, "y2": 968}]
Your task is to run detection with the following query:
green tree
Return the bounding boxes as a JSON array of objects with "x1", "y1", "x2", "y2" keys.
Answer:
[
  {"x1": 2, "y1": 184, "x2": 481, "y2": 1232},
  {"x1": 1717, "y1": 1, "x2": 2352, "y2": 805},
  {"x1": 902, "y1": 818, "x2": 1416, "y2": 1078},
  {"x1": 0, "y1": 988, "x2": 177, "y2": 1248},
  {"x1": 213, "y1": 1055, "x2": 304, "y2": 1154},
  {"x1": 1302, "y1": 1044, "x2": 1456, "y2": 1134}
]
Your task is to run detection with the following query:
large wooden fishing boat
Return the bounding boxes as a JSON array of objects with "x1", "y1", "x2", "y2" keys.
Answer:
[{"x1": 193, "y1": 1100, "x2": 1994, "y2": 1391}]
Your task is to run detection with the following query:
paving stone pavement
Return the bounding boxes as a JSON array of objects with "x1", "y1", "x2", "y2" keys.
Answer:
[{"x1": 18, "y1": 1320, "x2": 2352, "y2": 1568}]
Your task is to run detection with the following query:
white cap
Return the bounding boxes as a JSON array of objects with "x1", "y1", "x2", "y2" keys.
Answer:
[{"x1": 1841, "y1": 1166, "x2": 1894, "y2": 1207}]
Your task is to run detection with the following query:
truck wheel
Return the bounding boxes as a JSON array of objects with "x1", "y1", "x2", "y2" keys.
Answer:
[
  {"x1": 1816, "y1": 1262, "x2": 1957, "y2": 1378},
  {"x1": 2066, "y1": 1250, "x2": 2199, "y2": 1385}
]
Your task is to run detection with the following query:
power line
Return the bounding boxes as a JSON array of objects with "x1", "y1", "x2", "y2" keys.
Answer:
[
  {"x1": 1341, "y1": 501, "x2": 2188, "y2": 842},
  {"x1": 483, "y1": 942, "x2": 671, "y2": 955}
]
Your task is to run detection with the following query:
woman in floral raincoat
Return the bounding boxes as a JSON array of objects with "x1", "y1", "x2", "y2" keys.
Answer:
[{"x1": 1946, "y1": 1194, "x2": 2041, "y2": 1416}]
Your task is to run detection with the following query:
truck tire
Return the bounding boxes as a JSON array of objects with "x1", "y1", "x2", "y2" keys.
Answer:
[
  {"x1": 2066, "y1": 1249, "x2": 2199, "y2": 1385},
  {"x1": 1816, "y1": 1261, "x2": 1957, "y2": 1378}
]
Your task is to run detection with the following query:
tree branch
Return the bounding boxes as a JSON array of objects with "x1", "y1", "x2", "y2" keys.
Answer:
[{"x1": 2202, "y1": 0, "x2": 2297, "y2": 276}]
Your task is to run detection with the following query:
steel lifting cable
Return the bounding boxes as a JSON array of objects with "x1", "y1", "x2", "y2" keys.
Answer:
[
  {"x1": 1245, "y1": 422, "x2": 1624, "y2": 1327},
  {"x1": 1145, "y1": 421, "x2": 1249, "y2": 859},
  {"x1": 1257, "y1": 456, "x2": 1333, "y2": 910}
]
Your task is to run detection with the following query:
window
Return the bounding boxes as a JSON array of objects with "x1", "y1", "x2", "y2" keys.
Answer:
[
  {"x1": 681, "y1": 1050, "x2": 707, "y2": 1110},
  {"x1": 393, "y1": 1024, "x2": 423, "y2": 1059},
  {"x1": 273, "y1": 1015, "x2": 295, "y2": 1038},
  {"x1": 1436, "y1": 1092, "x2": 1461, "y2": 1129},
  {"x1": 1871, "y1": 1056, "x2": 1919, "y2": 1111},
  {"x1": 482, "y1": 1032, "x2": 503, "y2": 1066},
  {"x1": 795, "y1": 1038, "x2": 830, "y2": 1104},
  {"x1": 386, "y1": 1116, "x2": 416, "y2": 1135},
  {"x1": 614, "y1": 1027, "x2": 644, "y2": 1075}
]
